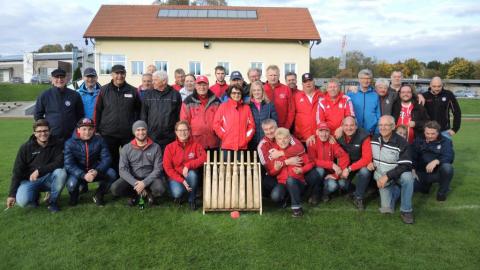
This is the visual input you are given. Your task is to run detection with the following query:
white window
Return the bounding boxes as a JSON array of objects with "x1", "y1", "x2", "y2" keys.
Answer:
[
  {"x1": 155, "y1": 61, "x2": 168, "y2": 72},
  {"x1": 284, "y1": 63, "x2": 296, "y2": 74},
  {"x1": 217, "y1": 62, "x2": 230, "y2": 75},
  {"x1": 131, "y1": 61, "x2": 144, "y2": 75},
  {"x1": 99, "y1": 54, "x2": 126, "y2": 75},
  {"x1": 251, "y1": 62, "x2": 263, "y2": 70},
  {"x1": 100, "y1": 54, "x2": 125, "y2": 74},
  {"x1": 189, "y1": 61, "x2": 201, "y2": 75}
]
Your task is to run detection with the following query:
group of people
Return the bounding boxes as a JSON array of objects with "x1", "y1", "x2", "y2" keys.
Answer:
[{"x1": 5, "y1": 64, "x2": 460, "y2": 224}]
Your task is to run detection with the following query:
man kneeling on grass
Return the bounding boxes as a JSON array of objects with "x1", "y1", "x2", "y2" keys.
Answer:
[
  {"x1": 307, "y1": 122, "x2": 350, "y2": 202},
  {"x1": 369, "y1": 115, "x2": 415, "y2": 224},
  {"x1": 269, "y1": 128, "x2": 318, "y2": 217},
  {"x1": 110, "y1": 121, "x2": 166, "y2": 206},
  {"x1": 64, "y1": 118, "x2": 117, "y2": 206},
  {"x1": 6, "y1": 119, "x2": 66, "y2": 213}
]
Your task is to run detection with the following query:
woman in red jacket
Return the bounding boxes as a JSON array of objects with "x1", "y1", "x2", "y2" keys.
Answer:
[
  {"x1": 213, "y1": 85, "x2": 255, "y2": 156},
  {"x1": 163, "y1": 121, "x2": 206, "y2": 210},
  {"x1": 269, "y1": 128, "x2": 316, "y2": 217}
]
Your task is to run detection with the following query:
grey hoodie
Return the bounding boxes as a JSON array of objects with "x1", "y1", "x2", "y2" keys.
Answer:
[{"x1": 119, "y1": 138, "x2": 163, "y2": 186}]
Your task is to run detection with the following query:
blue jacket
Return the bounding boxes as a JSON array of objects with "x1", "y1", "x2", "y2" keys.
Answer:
[
  {"x1": 411, "y1": 136, "x2": 454, "y2": 172},
  {"x1": 347, "y1": 86, "x2": 381, "y2": 134},
  {"x1": 249, "y1": 101, "x2": 278, "y2": 148},
  {"x1": 64, "y1": 132, "x2": 112, "y2": 179},
  {"x1": 34, "y1": 86, "x2": 85, "y2": 141},
  {"x1": 77, "y1": 82, "x2": 101, "y2": 119}
]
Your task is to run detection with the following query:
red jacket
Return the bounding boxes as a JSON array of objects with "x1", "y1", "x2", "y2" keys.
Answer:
[
  {"x1": 163, "y1": 138, "x2": 207, "y2": 183},
  {"x1": 213, "y1": 98, "x2": 255, "y2": 150},
  {"x1": 264, "y1": 83, "x2": 295, "y2": 129},
  {"x1": 269, "y1": 152, "x2": 314, "y2": 184},
  {"x1": 258, "y1": 136, "x2": 305, "y2": 174},
  {"x1": 180, "y1": 92, "x2": 220, "y2": 149},
  {"x1": 316, "y1": 93, "x2": 355, "y2": 132},
  {"x1": 210, "y1": 81, "x2": 229, "y2": 98},
  {"x1": 172, "y1": 84, "x2": 182, "y2": 91},
  {"x1": 293, "y1": 90, "x2": 322, "y2": 142},
  {"x1": 307, "y1": 139, "x2": 350, "y2": 180}
]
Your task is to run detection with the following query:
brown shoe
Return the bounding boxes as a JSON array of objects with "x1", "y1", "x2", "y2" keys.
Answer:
[{"x1": 401, "y1": 211, "x2": 414, "y2": 224}]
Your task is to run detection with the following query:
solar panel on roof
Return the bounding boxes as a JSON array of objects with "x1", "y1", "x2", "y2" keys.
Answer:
[{"x1": 158, "y1": 9, "x2": 257, "y2": 19}]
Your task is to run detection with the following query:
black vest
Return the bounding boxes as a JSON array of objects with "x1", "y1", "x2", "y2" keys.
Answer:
[{"x1": 338, "y1": 128, "x2": 370, "y2": 163}]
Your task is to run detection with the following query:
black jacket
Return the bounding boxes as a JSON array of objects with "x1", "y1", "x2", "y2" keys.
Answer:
[
  {"x1": 94, "y1": 80, "x2": 141, "y2": 139},
  {"x1": 34, "y1": 86, "x2": 84, "y2": 141},
  {"x1": 9, "y1": 135, "x2": 64, "y2": 197},
  {"x1": 423, "y1": 89, "x2": 461, "y2": 132},
  {"x1": 141, "y1": 86, "x2": 182, "y2": 146},
  {"x1": 411, "y1": 136, "x2": 454, "y2": 172},
  {"x1": 392, "y1": 100, "x2": 430, "y2": 138}
]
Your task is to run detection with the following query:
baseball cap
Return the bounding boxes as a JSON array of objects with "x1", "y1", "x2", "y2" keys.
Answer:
[
  {"x1": 77, "y1": 118, "x2": 95, "y2": 128},
  {"x1": 302, "y1": 73, "x2": 314, "y2": 83},
  {"x1": 196, "y1": 75, "x2": 209, "y2": 84},
  {"x1": 230, "y1": 71, "x2": 243, "y2": 81},
  {"x1": 83, "y1": 67, "x2": 97, "y2": 77}
]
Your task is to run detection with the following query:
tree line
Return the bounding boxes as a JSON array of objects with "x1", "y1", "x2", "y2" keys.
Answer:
[{"x1": 310, "y1": 51, "x2": 480, "y2": 79}]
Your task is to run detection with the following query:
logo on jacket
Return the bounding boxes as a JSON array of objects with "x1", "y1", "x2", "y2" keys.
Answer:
[
  {"x1": 386, "y1": 100, "x2": 390, "y2": 104},
  {"x1": 339, "y1": 104, "x2": 343, "y2": 109},
  {"x1": 437, "y1": 145, "x2": 441, "y2": 150},
  {"x1": 188, "y1": 152, "x2": 195, "y2": 159},
  {"x1": 65, "y1": 100, "x2": 71, "y2": 106},
  {"x1": 279, "y1": 94, "x2": 286, "y2": 99},
  {"x1": 300, "y1": 98, "x2": 304, "y2": 102},
  {"x1": 442, "y1": 97, "x2": 446, "y2": 102}
]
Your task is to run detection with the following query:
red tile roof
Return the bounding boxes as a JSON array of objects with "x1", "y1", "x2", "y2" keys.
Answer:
[{"x1": 84, "y1": 5, "x2": 321, "y2": 41}]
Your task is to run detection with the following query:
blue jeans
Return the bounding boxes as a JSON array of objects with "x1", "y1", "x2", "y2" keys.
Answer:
[
  {"x1": 168, "y1": 170, "x2": 200, "y2": 203},
  {"x1": 324, "y1": 179, "x2": 348, "y2": 194},
  {"x1": 378, "y1": 171, "x2": 414, "y2": 213},
  {"x1": 350, "y1": 167, "x2": 372, "y2": 199},
  {"x1": 16, "y1": 168, "x2": 67, "y2": 207},
  {"x1": 415, "y1": 163, "x2": 454, "y2": 196},
  {"x1": 271, "y1": 177, "x2": 305, "y2": 209},
  {"x1": 66, "y1": 168, "x2": 117, "y2": 197}
]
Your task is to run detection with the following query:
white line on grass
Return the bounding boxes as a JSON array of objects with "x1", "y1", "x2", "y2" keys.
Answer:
[{"x1": 310, "y1": 205, "x2": 480, "y2": 213}]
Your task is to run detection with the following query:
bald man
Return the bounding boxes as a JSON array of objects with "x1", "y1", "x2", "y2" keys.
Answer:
[{"x1": 423, "y1": 77, "x2": 461, "y2": 139}]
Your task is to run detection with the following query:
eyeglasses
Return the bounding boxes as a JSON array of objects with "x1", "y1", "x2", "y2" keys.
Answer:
[
  {"x1": 230, "y1": 92, "x2": 242, "y2": 96},
  {"x1": 35, "y1": 129, "x2": 50, "y2": 134}
]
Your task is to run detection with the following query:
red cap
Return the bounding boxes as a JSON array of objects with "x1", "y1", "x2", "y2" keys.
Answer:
[
  {"x1": 317, "y1": 122, "x2": 330, "y2": 131},
  {"x1": 196, "y1": 75, "x2": 209, "y2": 84}
]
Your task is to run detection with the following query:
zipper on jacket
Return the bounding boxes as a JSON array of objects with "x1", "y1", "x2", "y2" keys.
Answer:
[{"x1": 85, "y1": 141, "x2": 90, "y2": 171}]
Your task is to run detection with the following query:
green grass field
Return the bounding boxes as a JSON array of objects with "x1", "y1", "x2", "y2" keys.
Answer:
[
  {"x1": 0, "y1": 119, "x2": 479, "y2": 269},
  {"x1": 0, "y1": 83, "x2": 47, "y2": 101}
]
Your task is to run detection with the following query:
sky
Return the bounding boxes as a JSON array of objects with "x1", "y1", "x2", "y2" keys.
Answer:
[{"x1": 0, "y1": 0, "x2": 479, "y2": 63}]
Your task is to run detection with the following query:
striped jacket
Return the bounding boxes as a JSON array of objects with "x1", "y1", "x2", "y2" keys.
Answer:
[{"x1": 371, "y1": 133, "x2": 412, "y2": 181}]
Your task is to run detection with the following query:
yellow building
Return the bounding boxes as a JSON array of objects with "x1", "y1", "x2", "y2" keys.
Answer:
[{"x1": 84, "y1": 5, "x2": 321, "y2": 86}]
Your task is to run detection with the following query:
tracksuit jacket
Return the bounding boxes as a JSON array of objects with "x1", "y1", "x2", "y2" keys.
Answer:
[
  {"x1": 77, "y1": 82, "x2": 101, "y2": 119},
  {"x1": 64, "y1": 132, "x2": 112, "y2": 179},
  {"x1": 34, "y1": 86, "x2": 84, "y2": 140},
  {"x1": 257, "y1": 136, "x2": 305, "y2": 174},
  {"x1": 317, "y1": 93, "x2": 355, "y2": 133},
  {"x1": 264, "y1": 82, "x2": 295, "y2": 129},
  {"x1": 141, "y1": 85, "x2": 182, "y2": 146},
  {"x1": 347, "y1": 86, "x2": 381, "y2": 134},
  {"x1": 94, "y1": 80, "x2": 141, "y2": 139},
  {"x1": 180, "y1": 90, "x2": 221, "y2": 149},
  {"x1": 411, "y1": 136, "x2": 454, "y2": 172},
  {"x1": 9, "y1": 136, "x2": 64, "y2": 197},
  {"x1": 269, "y1": 151, "x2": 314, "y2": 184},
  {"x1": 163, "y1": 138, "x2": 207, "y2": 183},
  {"x1": 423, "y1": 89, "x2": 461, "y2": 132},
  {"x1": 210, "y1": 81, "x2": 229, "y2": 98},
  {"x1": 371, "y1": 133, "x2": 413, "y2": 181},
  {"x1": 293, "y1": 90, "x2": 322, "y2": 142},
  {"x1": 119, "y1": 138, "x2": 163, "y2": 187},
  {"x1": 213, "y1": 98, "x2": 255, "y2": 150},
  {"x1": 307, "y1": 139, "x2": 350, "y2": 180}
]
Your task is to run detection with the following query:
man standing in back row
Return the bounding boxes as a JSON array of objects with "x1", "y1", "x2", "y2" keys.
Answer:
[
  {"x1": 423, "y1": 77, "x2": 461, "y2": 140},
  {"x1": 94, "y1": 65, "x2": 141, "y2": 172}
]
